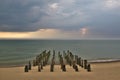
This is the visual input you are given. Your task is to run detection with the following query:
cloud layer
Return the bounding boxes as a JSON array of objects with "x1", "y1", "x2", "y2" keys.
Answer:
[{"x1": 0, "y1": 0, "x2": 120, "y2": 39}]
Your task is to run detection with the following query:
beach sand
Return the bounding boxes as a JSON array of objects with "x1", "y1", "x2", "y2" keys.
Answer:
[{"x1": 0, "y1": 62, "x2": 120, "y2": 80}]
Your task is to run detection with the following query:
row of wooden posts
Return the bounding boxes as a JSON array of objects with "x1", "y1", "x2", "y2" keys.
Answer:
[
  {"x1": 50, "y1": 50, "x2": 55, "y2": 72},
  {"x1": 24, "y1": 50, "x2": 51, "y2": 72},
  {"x1": 58, "y1": 50, "x2": 91, "y2": 72},
  {"x1": 24, "y1": 50, "x2": 91, "y2": 72}
]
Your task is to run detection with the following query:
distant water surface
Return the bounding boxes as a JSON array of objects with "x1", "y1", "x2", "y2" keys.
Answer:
[{"x1": 0, "y1": 40, "x2": 120, "y2": 66}]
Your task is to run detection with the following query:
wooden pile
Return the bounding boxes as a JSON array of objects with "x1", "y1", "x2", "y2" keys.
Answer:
[{"x1": 24, "y1": 50, "x2": 91, "y2": 72}]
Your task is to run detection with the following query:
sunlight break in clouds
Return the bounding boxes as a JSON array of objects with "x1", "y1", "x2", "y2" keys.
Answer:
[
  {"x1": 81, "y1": 28, "x2": 87, "y2": 35},
  {"x1": 79, "y1": 28, "x2": 88, "y2": 38},
  {"x1": 0, "y1": 29, "x2": 88, "y2": 39},
  {"x1": 0, "y1": 29, "x2": 60, "y2": 39}
]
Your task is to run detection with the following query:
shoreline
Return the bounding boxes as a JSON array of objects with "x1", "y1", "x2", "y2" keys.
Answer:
[
  {"x1": 89, "y1": 59, "x2": 120, "y2": 64},
  {"x1": 0, "y1": 60, "x2": 120, "y2": 68}
]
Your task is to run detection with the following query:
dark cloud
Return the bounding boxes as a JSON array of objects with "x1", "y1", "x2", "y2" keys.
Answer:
[
  {"x1": 0, "y1": 0, "x2": 120, "y2": 38},
  {"x1": 0, "y1": 0, "x2": 50, "y2": 32}
]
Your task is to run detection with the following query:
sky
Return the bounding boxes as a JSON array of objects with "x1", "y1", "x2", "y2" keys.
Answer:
[{"x1": 0, "y1": 0, "x2": 120, "y2": 39}]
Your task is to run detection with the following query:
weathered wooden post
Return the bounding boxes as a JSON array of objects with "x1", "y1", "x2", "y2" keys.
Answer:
[
  {"x1": 50, "y1": 64, "x2": 54, "y2": 72},
  {"x1": 72, "y1": 61, "x2": 76, "y2": 69},
  {"x1": 63, "y1": 51, "x2": 66, "y2": 58},
  {"x1": 46, "y1": 51, "x2": 51, "y2": 64},
  {"x1": 61, "y1": 63, "x2": 63, "y2": 69},
  {"x1": 78, "y1": 57, "x2": 81, "y2": 66},
  {"x1": 62, "y1": 64, "x2": 66, "y2": 72},
  {"x1": 75, "y1": 55, "x2": 78, "y2": 64},
  {"x1": 60, "y1": 58, "x2": 63, "y2": 69},
  {"x1": 24, "y1": 65, "x2": 28, "y2": 72},
  {"x1": 87, "y1": 64, "x2": 91, "y2": 72},
  {"x1": 38, "y1": 64, "x2": 41, "y2": 72},
  {"x1": 69, "y1": 60, "x2": 72, "y2": 66},
  {"x1": 77, "y1": 57, "x2": 79, "y2": 65},
  {"x1": 73, "y1": 64, "x2": 75, "y2": 69},
  {"x1": 41, "y1": 62, "x2": 43, "y2": 70},
  {"x1": 43, "y1": 61, "x2": 45, "y2": 66},
  {"x1": 75, "y1": 65, "x2": 79, "y2": 72},
  {"x1": 36, "y1": 56, "x2": 39, "y2": 66},
  {"x1": 81, "y1": 59, "x2": 83, "y2": 68},
  {"x1": 81, "y1": 59, "x2": 84, "y2": 68},
  {"x1": 53, "y1": 50, "x2": 55, "y2": 57},
  {"x1": 33, "y1": 60, "x2": 36, "y2": 66},
  {"x1": 84, "y1": 60, "x2": 87, "y2": 69},
  {"x1": 28, "y1": 61, "x2": 31, "y2": 70}
]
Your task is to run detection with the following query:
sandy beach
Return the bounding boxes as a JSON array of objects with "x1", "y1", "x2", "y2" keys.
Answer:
[{"x1": 0, "y1": 62, "x2": 120, "y2": 80}]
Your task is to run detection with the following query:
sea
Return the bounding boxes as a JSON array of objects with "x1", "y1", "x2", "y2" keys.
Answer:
[{"x1": 0, "y1": 39, "x2": 120, "y2": 67}]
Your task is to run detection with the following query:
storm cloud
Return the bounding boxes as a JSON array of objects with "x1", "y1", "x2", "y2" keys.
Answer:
[{"x1": 0, "y1": 0, "x2": 120, "y2": 38}]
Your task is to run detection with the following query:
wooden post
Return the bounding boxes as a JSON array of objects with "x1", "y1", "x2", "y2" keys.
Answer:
[
  {"x1": 24, "y1": 65, "x2": 28, "y2": 72},
  {"x1": 73, "y1": 64, "x2": 75, "y2": 69},
  {"x1": 84, "y1": 60, "x2": 87, "y2": 69},
  {"x1": 78, "y1": 57, "x2": 81, "y2": 66},
  {"x1": 28, "y1": 61, "x2": 31, "y2": 70},
  {"x1": 77, "y1": 57, "x2": 79, "y2": 65},
  {"x1": 69, "y1": 60, "x2": 72, "y2": 66},
  {"x1": 62, "y1": 64, "x2": 66, "y2": 72},
  {"x1": 75, "y1": 55, "x2": 78, "y2": 64},
  {"x1": 41, "y1": 62, "x2": 43, "y2": 70},
  {"x1": 38, "y1": 64, "x2": 41, "y2": 72},
  {"x1": 43, "y1": 61, "x2": 45, "y2": 66},
  {"x1": 50, "y1": 64, "x2": 54, "y2": 72},
  {"x1": 87, "y1": 64, "x2": 91, "y2": 72},
  {"x1": 72, "y1": 61, "x2": 76, "y2": 69},
  {"x1": 33, "y1": 60, "x2": 36, "y2": 66},
  {"x1": 81, "y1": 59, "x2": 83, "y2": 68},
  {"x1": 61, "y1": 64, "x2": 63, "y2": 69},
  {"x1": 75, "y1": 65, "x2": 79, "y2": 72},
  {"x1": 63, "y1": 51, "x2": 66, "y2": 58},
  {"x1": 36, "y1": 56, "x2": 39, "y2": 66}
]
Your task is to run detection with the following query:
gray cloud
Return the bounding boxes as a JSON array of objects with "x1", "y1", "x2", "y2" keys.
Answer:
[
  {"x1": 0, "y1": 0, "x2": 120, "y2": 38},
  {"x1": 0, "y1": 0, "x2": 50, "y2": 31}
]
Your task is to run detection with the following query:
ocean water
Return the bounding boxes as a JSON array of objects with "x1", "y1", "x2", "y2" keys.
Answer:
[{"x1": 0, "y1": 40, "x2": 120, "y2": 66}]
